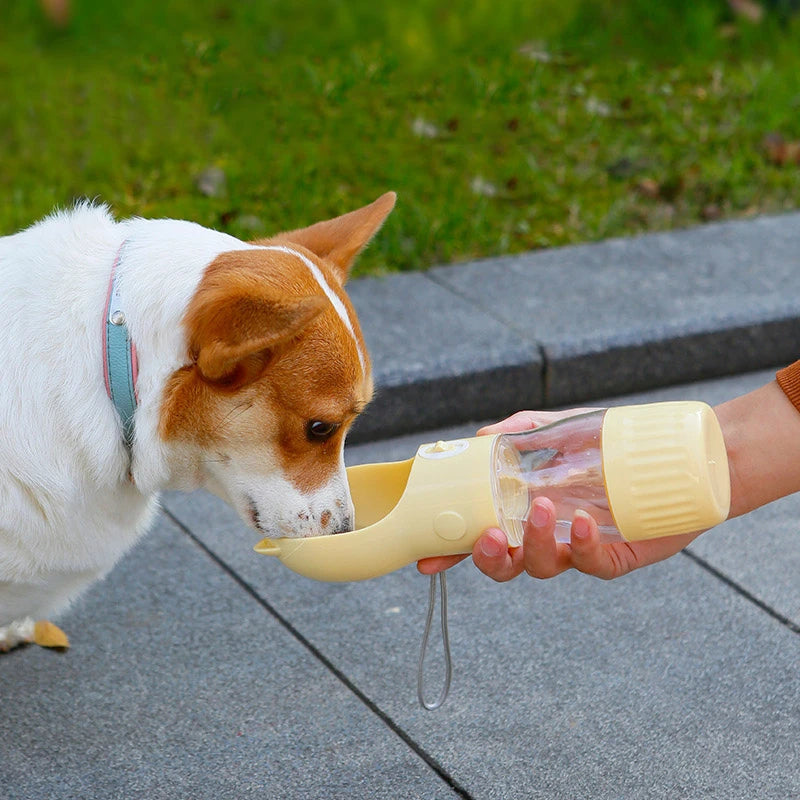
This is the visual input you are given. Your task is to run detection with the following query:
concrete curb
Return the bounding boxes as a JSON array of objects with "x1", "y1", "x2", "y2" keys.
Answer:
[{"x1": 348, "y1": 212, "x2": 800, "y2": 441}]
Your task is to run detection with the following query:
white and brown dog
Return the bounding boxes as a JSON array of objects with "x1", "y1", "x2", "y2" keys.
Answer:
[{"x1": 0, "y1": 192, "x2": 395, "y2": 650}]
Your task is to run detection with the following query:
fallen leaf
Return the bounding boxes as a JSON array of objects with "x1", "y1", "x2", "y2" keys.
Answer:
[
  {"x1": 195, "y1": 166, "x2": 227, "y2": 198},
  {"x1": 470, "y1": 176, "x2": 498, "y2": 197},
  {"x1": 411, "y1": 117, "x2": 440, "y2": 139},
  {"x1": 763, "y1": 132, "x2": 800, "y2": 166},
  {"x1": 237, "y1": 214, "x2": 264, "y2": 231},
  {"x1": 518, "y1": 41, "x2": 551, "y2": 63},
  {"x1": 636, "y1": 178, "x2": 661, "y2": 199},
  {"x1": 728, "y1": 0, "x2": 764, "y2": 22},
  {"x1": 40, "y1": 0, "x2": 71, "y2": 27},
  {"x1": 585, "y1": 96, "x2": 611, "y2": 117}
]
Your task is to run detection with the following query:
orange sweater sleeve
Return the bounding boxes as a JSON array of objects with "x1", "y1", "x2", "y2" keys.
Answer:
[{"x1": 776, "y1": 360, "x2": 800, "y2": 414}]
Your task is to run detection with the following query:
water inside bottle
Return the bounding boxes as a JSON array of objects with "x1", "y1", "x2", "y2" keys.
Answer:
[{"x1": 492, "y1": 411, "x2": 624, "y2": 544}]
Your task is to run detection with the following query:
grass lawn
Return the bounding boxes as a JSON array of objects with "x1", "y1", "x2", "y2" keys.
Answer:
[{"x1": 1, "y1": 0, "x2": 799, "y2": 275}]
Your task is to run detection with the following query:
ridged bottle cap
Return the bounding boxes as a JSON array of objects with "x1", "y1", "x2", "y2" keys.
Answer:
[{"x1": 601, "y1": 402, "x2": 730, "y2": 541}]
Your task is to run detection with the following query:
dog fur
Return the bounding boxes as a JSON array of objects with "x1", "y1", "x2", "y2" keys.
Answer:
[{"x1": 0, "y1": 192, "x2": 395, "y2": 649}]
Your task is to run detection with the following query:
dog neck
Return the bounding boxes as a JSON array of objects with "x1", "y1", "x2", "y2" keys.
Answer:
[{"x1": 102, "y1": 242, "x2": 138, "y2": 455}]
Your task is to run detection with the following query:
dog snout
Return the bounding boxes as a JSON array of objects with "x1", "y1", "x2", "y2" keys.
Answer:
[
  {"x1": 330, "y1": 512, "x2": 354, "y2": 534},
  {"x1": 245, "y1": 495, "x2": 354, "y2": 538},
  {"x1": 318, "y1": 508, "x2": 354, "y2": 535}
]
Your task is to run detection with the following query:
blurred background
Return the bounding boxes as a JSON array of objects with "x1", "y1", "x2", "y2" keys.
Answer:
[{"x1": 2, "y1": 0, "x2": 799, "y2": 275}]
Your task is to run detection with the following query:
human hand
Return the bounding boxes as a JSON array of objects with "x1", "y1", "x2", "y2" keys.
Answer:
[
  {"x1": 417, "y1": 496, "x2": 703, "y2": 581},
  {"x1": 417, "y1": 407, "x2": 600, "y2": 577},
  {"x1": 417, "y1": 407, "x2": 704, "y2": 580}
]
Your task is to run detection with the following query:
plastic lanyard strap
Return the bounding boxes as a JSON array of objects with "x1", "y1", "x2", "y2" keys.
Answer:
[{"x1": 417, "y1": 572, "x2": 452, "y2": 710}]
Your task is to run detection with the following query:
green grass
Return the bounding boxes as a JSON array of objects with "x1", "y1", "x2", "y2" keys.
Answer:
[{"x1": 1, "y1": 0, "x2": 800, "y2": 275}]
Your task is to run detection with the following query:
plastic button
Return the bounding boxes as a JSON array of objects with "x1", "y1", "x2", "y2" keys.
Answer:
[{"x1": 434, "y1": 511, "x2": 467, "y2": 540}]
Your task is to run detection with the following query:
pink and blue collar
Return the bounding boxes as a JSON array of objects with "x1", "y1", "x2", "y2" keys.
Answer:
[{"x1": 102, "y1": 243, "x2": 138, "y2": 452}]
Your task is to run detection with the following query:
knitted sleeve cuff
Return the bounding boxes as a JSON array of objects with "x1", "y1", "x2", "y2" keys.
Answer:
[{"x1": 776, "y1": 360, "x2": 800, "y2": 414}]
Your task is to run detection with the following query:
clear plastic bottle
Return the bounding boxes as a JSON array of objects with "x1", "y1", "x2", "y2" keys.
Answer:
[{"x1": 491, "y1": 402, "x2": 731, "y2": 545}]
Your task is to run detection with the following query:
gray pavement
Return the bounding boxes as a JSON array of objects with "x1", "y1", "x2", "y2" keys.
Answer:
[
  {"x1": 348, "y1": 211, "x2": 800, "y2": 440},
  {"x1": 4, "y1": 216, "x2": 800, "y2": 799}
]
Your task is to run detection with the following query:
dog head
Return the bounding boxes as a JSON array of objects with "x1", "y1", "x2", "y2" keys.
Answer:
[{"x1": 159, "y1": 193, "x2": 394, "y2": 538}]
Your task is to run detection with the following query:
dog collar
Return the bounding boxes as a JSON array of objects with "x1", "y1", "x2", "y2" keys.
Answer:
[{"x1": 102, "y1": 243, "x2": 138, "y2": 452}]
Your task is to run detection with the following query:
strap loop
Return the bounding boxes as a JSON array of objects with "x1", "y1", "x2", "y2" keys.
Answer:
[{"x1": 417, "y1": 572, "x2": 452, "y2": 711}]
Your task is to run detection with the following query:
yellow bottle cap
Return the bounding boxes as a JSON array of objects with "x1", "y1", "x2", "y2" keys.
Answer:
[{"x1": 601, "y1": 401, "x2": 730, "y2": 541}]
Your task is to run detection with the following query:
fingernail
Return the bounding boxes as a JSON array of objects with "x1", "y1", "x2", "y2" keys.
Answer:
[
  {"x1": 572, "y1": 510, "x2": 591, "y2": 540},
  {"x1": 480, "y1": 533, "x2": 504, "y2": 558},
  {"x1": 532, "y1": 502, "x2": 549, "y2": 528}
]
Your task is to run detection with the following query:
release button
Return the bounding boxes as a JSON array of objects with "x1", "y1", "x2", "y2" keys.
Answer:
[{"x1": 433, "y1": 511, "x2": 467, "y2": 541}]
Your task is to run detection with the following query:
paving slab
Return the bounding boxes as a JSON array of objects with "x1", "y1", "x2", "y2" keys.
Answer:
[
  {"x1": 1, "y1": 516, "x2": 461, "y2": 800},
  {"x1": 349, "y1": 212, "x2": 800, "y2": 434},
  {"x1": 346, "y1": 272, "x2": 541, "y2": 441},
  {"x1": 160, "y1": 367, "x2": 800, "y2": 799}
]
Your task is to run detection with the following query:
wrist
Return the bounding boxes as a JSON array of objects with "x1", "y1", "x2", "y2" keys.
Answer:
[
  {"x1": 714, "y1": 380, "x2": 800, "y2": 519},
  {"x1": 713, "y1": 397, "x2": 750, "y2": 519}
]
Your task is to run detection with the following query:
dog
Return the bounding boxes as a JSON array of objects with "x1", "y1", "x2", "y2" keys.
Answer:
[{"x1": 0, "y1": 192, "x2": 395, "y2": 650}]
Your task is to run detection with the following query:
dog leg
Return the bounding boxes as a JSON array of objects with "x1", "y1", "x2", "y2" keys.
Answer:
[{"x1": 0, "y1": 617, "x2": 69, "y2": 652}]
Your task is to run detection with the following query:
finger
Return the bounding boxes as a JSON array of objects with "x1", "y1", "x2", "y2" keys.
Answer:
[
  {"x1": 478, "y1": 408, "x2": 603, "y2": 436},
  {"x1": 521, "y1": 497, "x2": 573, "y2": 578},
  {"x1": 417, "y1": 554, "x2": 469, "y2": 574},
  {"x1": 478, "y1": 411, "x2": 545, "y2": 436},
  {"x1": 472, "y1": 529, "x2": 526, "y2": 582},
  {"x1": 568, "y1": 510, "x2": 627, "y2": 580},
  {"x1": 570, "y1": 516, "x2": 705, "y2": 579}
]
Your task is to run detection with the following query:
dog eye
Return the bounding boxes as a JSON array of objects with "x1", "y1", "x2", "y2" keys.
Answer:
[{"x1": 306, "y1": 420, "x2": 340, "y2": 441}]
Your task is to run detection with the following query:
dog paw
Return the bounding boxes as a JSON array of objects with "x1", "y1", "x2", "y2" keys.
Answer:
[
  {"x1": 0, "y1": 618, "x2": 70, "y2": 653},
  {"x1": 33, "y1": 620, "x2": 70, "y2": 649}
]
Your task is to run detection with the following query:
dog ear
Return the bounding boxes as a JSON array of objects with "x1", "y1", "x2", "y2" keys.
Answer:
[
  {"x1": 188, "y1": 292, "x2": 328, "y2": 388},
  {"x1": 262, "y1": 191, "x2": 396, "y2": 285}
]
